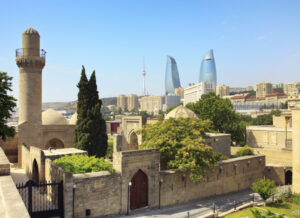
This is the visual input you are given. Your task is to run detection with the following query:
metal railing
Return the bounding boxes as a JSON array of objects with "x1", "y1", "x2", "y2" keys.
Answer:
[{"x1": 16, "y1": 48, "x2": 46, "y2": 58}]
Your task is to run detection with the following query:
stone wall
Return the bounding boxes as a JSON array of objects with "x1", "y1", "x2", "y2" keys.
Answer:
[
  {"x1": 231, "y1": 146, "x2": 292, "y2": 167},
  {"x1": 159, "y1": 155, "x2": 265, "y2": 207},
  {"x1": 0, "y1": 132, "x2": 18, "y2": 163},
  {"x1": 0, "y1": 147, "x2": 10, "y2": 176},
  {"x1": 205, "y1": 133, "x2": 231, "y2": 157},
  {"x1": 265, "y1": 166, "x2": 292, "y2": 185}
]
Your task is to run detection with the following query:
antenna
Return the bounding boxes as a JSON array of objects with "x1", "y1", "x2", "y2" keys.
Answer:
[{"x1": 142, "y1": 57, "x2": 146, "y2": 96}]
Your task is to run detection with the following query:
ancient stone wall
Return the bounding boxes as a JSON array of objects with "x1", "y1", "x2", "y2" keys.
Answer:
[
  {"x1": 205, "y1": 133, "x2": 231, "y2": 157},
  {"x1": 0, "y1": 132, "x2": 18, "y2": 163},
  {"x1": 265, "y1": 166, "x2": 292, "y2": 185},
  {"x1": 159, "y1": 155, "x2": 265, "y2": 207}
]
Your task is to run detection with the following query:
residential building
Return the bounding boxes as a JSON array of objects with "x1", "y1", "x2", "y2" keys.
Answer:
[
  {"x1": 165, "y1": 94, "x2": 181, "y2": 109},
  {"x1": 256, "y1": 82, "x2": 273, "y2": 98},
  {"x1": 216, "y1": 84, "x2": 229, "y2": 97},
  {"x1": 139, "y1": 96, "x2": 165, "y2": 113},
  {"x1": 184, "y1": 82, "x2": 216, "y2": 105},
  {"x1": 117, "y1": 94, "x2": 128, "y2": 111},
  {"x1": 174, "y1": 86, "x2": 184, "y2": 99},
  {"x1": 284, "y1": 82, "x2": 300, "y2": 96},
  {"x1": 127, "y1": 94, "x2": 139, "y2": 111}
]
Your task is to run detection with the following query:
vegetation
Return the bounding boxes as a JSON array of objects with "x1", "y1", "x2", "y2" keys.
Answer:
[
  {"x1": 166, "y1": 102, "x2": 183, "y2": 114},
  {"x1": 0, "y1": 72, "x2": 16, "y2": 141},
  {"x1": 252, "y1": 179, "x2": 276, "y2": 201},
  {"x1": 186, "y1": 92, "x2": 246, "y2": 145},
  {"x1": 105, "y1": 137, "x2": 113, "y2": 159},
  {"x1": 137, "y1": 117, "x2": 224, "y2": 182},
  {"x1": 235, "y1": 145, "x2": 254, "y2": 157},
  {"x1": 251, "y1": 208, "x2": 284, "y2": 218},
  {"x1": 74, "y1": 66, "x2": 108, "y2": 157},
  {"x1": 53, "y1": 154, "x2": 115, "y2": 174}
]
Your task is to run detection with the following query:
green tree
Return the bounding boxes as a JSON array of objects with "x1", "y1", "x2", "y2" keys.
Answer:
[
  {"x1": 252, "y1": 179, "x2": 276, "y2": 201},
  {"x1": 0, "y1": 72, "x2": 16, "y2": 140},
  {"x1": 74, "y1": 67, "x2": 108, "y2": 157},
  {"x1": 186, "y1": 92, "x2": 246, "y2": 145},
  {"x1": 138, "y1": 117, "x2": 223, "y2": 182},
  {"x1": 235, "y1": 145, "x2": 254, "y2": 157}
]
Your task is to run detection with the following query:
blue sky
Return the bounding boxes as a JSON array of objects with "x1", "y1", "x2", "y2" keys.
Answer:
[{"x1": 1, "y1": 0, "x2": 300, "y2": 102}]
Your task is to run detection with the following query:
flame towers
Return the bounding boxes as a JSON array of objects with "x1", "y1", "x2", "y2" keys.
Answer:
[
  {"x1": 199, "y1": 49, "x2": 217, "y2": 83},
  {"x1": 165, "y1": 56, "x2": 181, "y2": 95}
]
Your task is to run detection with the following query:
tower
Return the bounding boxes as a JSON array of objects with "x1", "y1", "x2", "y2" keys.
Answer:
[
  {"x1": 292, "y1": 105, "x2": 300, "y2": 193},
  {"x1": 165, "y1": 56, "x2": 181, "y2": 95},
  {"x1": 142, "y1": 57, "x2": 146, "y2": 96},
  {"x1": 16, "y1": 28, "x2": 45, "y2": 125},
  {"x1": 16, "y1": 28, "x2": 46, "y2": 166}
]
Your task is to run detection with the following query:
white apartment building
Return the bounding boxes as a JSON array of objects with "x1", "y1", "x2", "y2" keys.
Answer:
[{"x1": 183, "y1": 82, "x2": 216, "y2": 105}]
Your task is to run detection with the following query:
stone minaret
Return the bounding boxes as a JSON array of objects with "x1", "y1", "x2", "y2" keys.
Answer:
[
  {"x1": 16, "y1": 28, "x2": 45, "y2": 167},
  {"x1": 16, "y1": 28, "x2": 45, "y2": 125},
  {"x1": 292, "y1": 105, "x2": 300, "y2": 193}
]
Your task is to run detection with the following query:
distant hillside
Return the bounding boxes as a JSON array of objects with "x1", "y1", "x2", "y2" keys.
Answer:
[{"x1": 43, "y1": 97, "x2": 117, "y2": 111}]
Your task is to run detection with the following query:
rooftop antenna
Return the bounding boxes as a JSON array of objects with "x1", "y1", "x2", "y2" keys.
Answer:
[{"x1": 142, "y1": 57, "x2": 146, "y2": 96}]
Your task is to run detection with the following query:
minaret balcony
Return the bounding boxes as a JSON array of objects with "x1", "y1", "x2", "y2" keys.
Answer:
[{"x1": 16, "y1": 48, "x2": 46, "y2": 59}]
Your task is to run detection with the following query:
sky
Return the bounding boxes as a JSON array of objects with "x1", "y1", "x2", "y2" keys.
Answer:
[{"x1": 1, "y1": 0, "x2": 300, "y2": 102}]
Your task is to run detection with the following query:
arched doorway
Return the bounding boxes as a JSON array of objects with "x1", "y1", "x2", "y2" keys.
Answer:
[
  {"x1": 32, "y1": 159, "x2": 39, "y2": 184},
  {"x1": 129, "y1": 132, "x2": 138, "y2": 150},
  {"x1": 130, "y1": 169, "x2": 148, "y2": 210},
  {"x1": 285, "y1": 170, "x2": 292, "y2": 185},
  {"x1": 45, "y1": 138, "x2": 64, "y2": 149}
]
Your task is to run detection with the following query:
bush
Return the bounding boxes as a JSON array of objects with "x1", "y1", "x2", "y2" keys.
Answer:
[
  {"x1": 235, "y1": 145, "x2": 254, "y2": 157},
  {"x1": 252, "y1": 179, "x2": 276, "y2": 201},
  {"x1": 53, "y1": 154, "x2": 115, "y2": 174},
  {"x1": 105, "y1": 137, "x2": 113, "y2": 159},
  {"x1": 293, "y1": 193, "x2": 300, "y2": 205}
]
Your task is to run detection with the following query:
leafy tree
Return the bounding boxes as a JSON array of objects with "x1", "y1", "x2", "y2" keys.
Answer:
[
  {"x1": 186, "y1": 92, "x2": 246, "y2": 145},
  {"x1": 252, "y1": 110, "x2": 281, "y2": 125},
  {"x1": 280, "y1": 102, "x2": 288, "y2": 109},
  {"x1": 138, "y1": 117, "x2": 223, "y2": 182},
  {"x1": 273, "y1": 88, "x2": 284, "y2": 93},
  {"x1": 74, "y1": 67, "x2": 108, "y2": 157},
  {"x1": 166, "y1": 102, "x2": 183, "y2": 114},
  {"x1": 252, "y1": 179, "x2": 276, "y2": 201},
  {"x1": 0, "y1": 72, "x2": 16, "y2": 141},
  {"x1": 235, "y1": 145, "x2": 254, "y2": 157}
]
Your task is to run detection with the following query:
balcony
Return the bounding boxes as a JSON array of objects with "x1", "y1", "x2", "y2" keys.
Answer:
[{"x1": 15, "y1": 48, "x2": 46, "y2": 59}]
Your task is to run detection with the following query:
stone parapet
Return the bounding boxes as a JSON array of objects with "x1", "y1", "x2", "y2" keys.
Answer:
[{"x1": 0, "y1": 147, "x2": 10, "y2": 176}]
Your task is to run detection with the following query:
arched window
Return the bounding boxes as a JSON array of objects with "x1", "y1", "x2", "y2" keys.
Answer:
[
  {"x1": 285, "y1": 170, "x2": 292, "y2": 185},
  {"x1": 45, "y1": 138, "x2": 64, "y2": 149},
  {"x1": 129, "y1": 132, "x2": 138, "y2": 150},
  {"x1": 32, "y1": 159, "x2": 39, "y2": 184}
]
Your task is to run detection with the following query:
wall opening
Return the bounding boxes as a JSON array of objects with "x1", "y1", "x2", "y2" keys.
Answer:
[
  {"x1": 45, "y1": 138, "x2": 64, "y2": 149},
  {"x1": 130, "y1": 169, "x2": 148, "y2": 210},
  {"x1": 32, "y1": 159, "x2": 39, "y2": 184},
  {"x1": 285, "y1": 170, "x2": 292, "y2": 185},
  {"x1": 128, "y1": 132, "x2": 138, "y2": 150}
]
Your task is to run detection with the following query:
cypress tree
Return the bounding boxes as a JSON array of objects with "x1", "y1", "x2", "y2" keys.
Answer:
[
  {"x1": 73, "y1": 66, "x2": 89, "y2": 150},
  {"x1": 87, "y1": 71, "x2": 108, "y2": 157}
]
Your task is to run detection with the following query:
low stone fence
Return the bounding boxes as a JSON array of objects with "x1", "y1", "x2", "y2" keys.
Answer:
[{"x1": 160, "y1": 155, "x2": 266, "y2": 207}]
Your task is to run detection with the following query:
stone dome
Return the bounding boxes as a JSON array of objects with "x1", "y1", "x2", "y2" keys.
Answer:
[
  {"x1": 69, "y1": 112, "x2": 77, "y2": 125},
  {"x1": 23, "y1": 28, "x2": 40, "y2": 36},
  {"x1": 165, "y1": 105, "x2": 198, "y2": 119},
  {"x1": 42, "y1": 109, "x2": 68, "y2": 125}
]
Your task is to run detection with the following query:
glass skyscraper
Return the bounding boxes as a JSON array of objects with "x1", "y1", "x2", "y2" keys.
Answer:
[
  {"x1": 199, "y1": 49, "x2": 217, "y2": 83},
  {"x1": 165, "y1": 56, "x2": 181, "y2": 95}
]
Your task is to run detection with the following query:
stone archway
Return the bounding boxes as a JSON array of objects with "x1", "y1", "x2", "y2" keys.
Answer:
[
  {"x1": 130, "y1": 169, "x2": 148, "y2": 210},
  {"x1": 128, "y1": 132, "x2": 138, "y2": 150},
  {"x1": 32, "y1": 159, "x2": 39, "y2": 184},
  {"x1": 285, "y1": 170, "x2": 292, "y2": 185},
  {"x1": 45, "y1": 138, "x2": 64, "y2": 149}
]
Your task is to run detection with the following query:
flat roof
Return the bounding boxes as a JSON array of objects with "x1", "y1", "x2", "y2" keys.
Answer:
[{"x1": 43, "y1": 148, "x2": 86, "y2": 157}]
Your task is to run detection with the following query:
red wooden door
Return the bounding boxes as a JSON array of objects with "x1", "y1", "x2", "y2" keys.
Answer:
[{"x1": 130, "y1": 170, "x2": 148, "y2": 210}]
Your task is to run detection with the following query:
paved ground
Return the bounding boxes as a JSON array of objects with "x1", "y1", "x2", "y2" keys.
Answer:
[
  {"x1": 10, "y1": 167, "x2": 29, "y2": 184},
  {"x1": 118, "y1": 189, "x2": 263, "y2": 218}
]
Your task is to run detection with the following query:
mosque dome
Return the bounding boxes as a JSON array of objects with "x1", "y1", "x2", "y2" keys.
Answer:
[
  {"x1": 23, "y1": 28, "x2": 40, "y2": 36},
  {"x1": 165, "y1": 105, "x2": 198, "y2": 119},
  {"x1": 42, "y1": 109, "x2": 68, "y2": 125},
  {"x1": 69, "y1": 112, "x2": 77, "y2": 125}
]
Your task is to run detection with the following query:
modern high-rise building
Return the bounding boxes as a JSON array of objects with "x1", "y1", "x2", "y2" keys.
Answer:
[
  {"x1": 284, "y1": 82, "x2": 300, "y2": 96},
  {"x1": 127, "y1": 94, "x2": 139, "y2": 111},
  {"x1": 256, "y1": 82, "x2": 273, "y2": 98},
  {"x1": 165, "y1": 56, "x2": 181, "y2": 95},
  {"x1": 199, "y1": 49, "x2": 217, "y2": 84}
]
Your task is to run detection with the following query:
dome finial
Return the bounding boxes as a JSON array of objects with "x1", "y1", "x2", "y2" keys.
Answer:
[{"x1": 23, "y1": 28, "x2": 40, "y2": 36}]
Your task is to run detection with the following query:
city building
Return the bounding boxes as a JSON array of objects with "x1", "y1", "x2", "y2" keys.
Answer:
[
  {"x1": 165, "y1": 56, "x2": 181, "y2": 95},
  {"x1": 199, "y1": 49, "x2": 217, "y2": 84},
  {"x1": 127, "y1": 94, "x2": 139, "y2": 111},
  {"x1": 256, "y1": 82, "x2": 273, "y2": 98},
  {"x1": 117, "y1": 94, "x2": 128, "y2": 111},
  {"x1": 174, "y1": 86, "x2": 184, "y2": 99},
  {"x1": 284, "y1": 82, "x2": 300, "y2": 96},
  {"x1": 216, "y1": 84, "x2": 229, "y2": 97},
  {"x1": 139, "y1": 96, "x2": 165, "y2": 113},
  {"x1": 184, "y1": 82, "x2": 216, "y2": 105},
  {"x1": 165, "y1": 94, "x2": 181, "y2": 110},
  {"x1": 273, "y1": 83, "x2": 284, "y2": 89}
]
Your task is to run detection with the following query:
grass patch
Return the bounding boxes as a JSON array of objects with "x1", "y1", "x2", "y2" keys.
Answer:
[{"x1": 54, "y1": 154, "x2": 115, "y2": 174}]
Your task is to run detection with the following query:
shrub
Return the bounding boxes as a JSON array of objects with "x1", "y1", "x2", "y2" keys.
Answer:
[
  {"x1": 105, "y1": 137, "x2": 113, "y2": 159},
  {"x1": 293, "y1": 193, "x2": 300, "y2": 205},
  {"x1": 235, "y1": 145, "x2": 254, "y2": 157},
  {"x1": 252, "y1": 179, "x2": 276, "y2": 201},
  {"x1": 53, "y1": 154, "x2": 115, "y2": 174}
]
